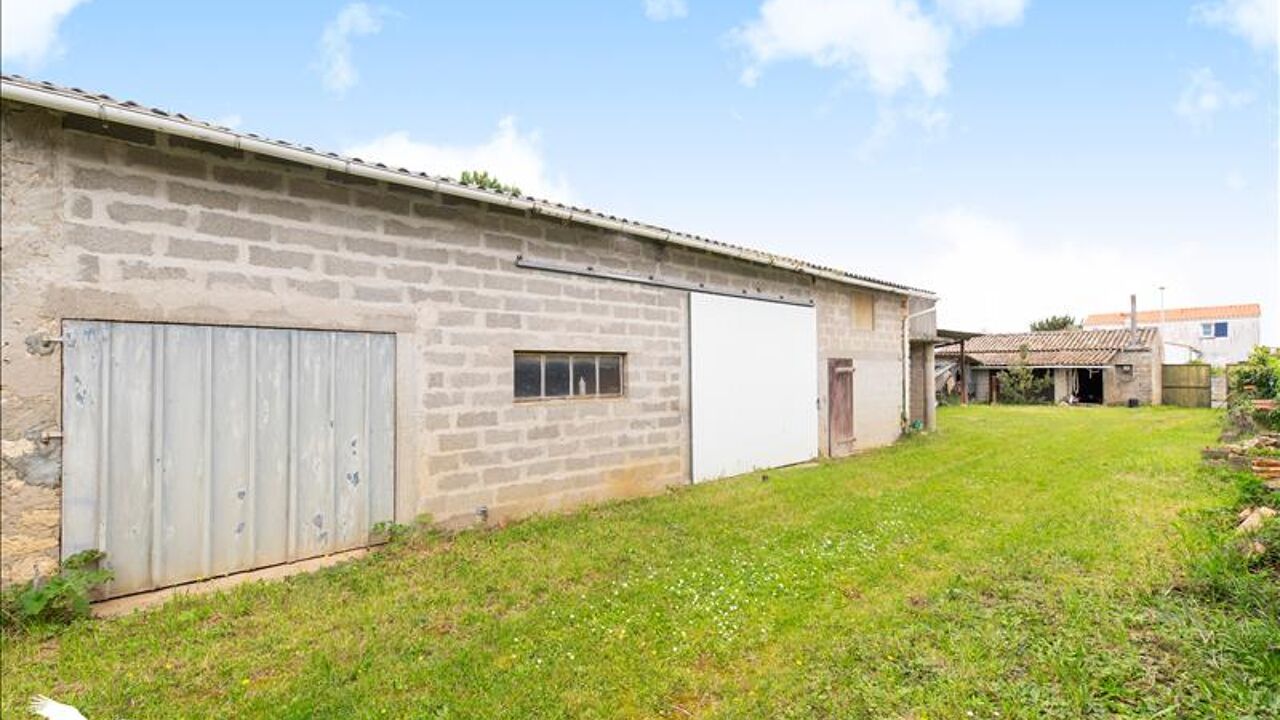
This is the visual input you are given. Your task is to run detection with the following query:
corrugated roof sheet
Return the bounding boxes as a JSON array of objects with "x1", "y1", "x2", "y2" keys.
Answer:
[
  {"x1": 936, "y1": 328, "x2": 1158, "y2": 367},
  {"x1": 1084, "y1": 303, "x2": 1260, "y2": 325},
  {"x1": 0, "y1": 74, "x2": 933, "y2": 297}
]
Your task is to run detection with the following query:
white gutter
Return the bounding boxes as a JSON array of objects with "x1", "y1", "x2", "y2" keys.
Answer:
[
  {"x1": 902, "y1": 305, "x2": 939, "y2": 430},
  {"x1": 1, "y1": 80, "x2": 935, "y2": 300}
]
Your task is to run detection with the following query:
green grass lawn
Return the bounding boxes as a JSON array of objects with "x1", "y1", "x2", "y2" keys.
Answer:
[{"x1": 3, "y1": 406, "x2": 1277, "y2": 718}]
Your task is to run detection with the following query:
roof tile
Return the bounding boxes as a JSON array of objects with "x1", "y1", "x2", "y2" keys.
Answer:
[
  {"x1": 937, "y1": 328, "x2": 1158, "y2": 367},
  {"x1": 1084, "y1": 304, "x2": 1260, "y2": 325}
]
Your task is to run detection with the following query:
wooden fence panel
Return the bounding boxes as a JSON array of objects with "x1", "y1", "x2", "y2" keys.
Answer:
[{"x1": 1162, "y1": 364, "x2": 1211, "y2": 408}]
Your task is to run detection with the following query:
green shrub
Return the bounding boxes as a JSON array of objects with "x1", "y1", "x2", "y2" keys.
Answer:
[
  {"x1": 1, "y1": 550, "x2": 112, "y2": 630},
  {"x1": 1230, "y1": 347, "x2": 1280, "y2": 399},
  {"x1": 994, "y1": 348, "x2": 1052, "y2": 405},
  {"x1": 1028, "y1": 314, "x2": 1078, "y2": 331},
  {"x1": 1227, "y1": 347, "x2": 1280, "y2": 430}
]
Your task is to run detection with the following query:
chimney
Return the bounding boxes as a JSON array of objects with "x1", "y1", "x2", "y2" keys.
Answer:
[{"x1": 1128, "y1": 294, "x2": 1138, "y2": 346}]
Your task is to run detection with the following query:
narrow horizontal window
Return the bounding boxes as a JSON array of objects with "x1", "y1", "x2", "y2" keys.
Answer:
[
  {"x1": 545, "y1": 354, "x2": 571, "y2": 397},
  {"x1": 514, "y1": 352, "x2": 625, "y2": 400},
  {"x1": 572, "y1": 356, "x2": 597, "y2": 396},
  {"x1": 514, "y1": 354, "x2": 542, "y2": 398},
  {"x1": 598, "y1": 355, "x2": 622, "y2": 395}
]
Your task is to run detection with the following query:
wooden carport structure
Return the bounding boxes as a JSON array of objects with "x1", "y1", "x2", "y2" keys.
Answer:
[{"x1": 936, "y1": 329, "x2": 982, "y2": 404}]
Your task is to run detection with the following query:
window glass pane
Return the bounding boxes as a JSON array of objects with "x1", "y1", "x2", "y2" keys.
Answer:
[
  {"x1": 1214, "y1": 322, "x2": 1228, "y2": 338},
  {"x1": 514, "y1": 355, "x2": 542, "y2": 398},
  {"x1": 1201, "y1": 323, "x2": 1213, "y2": 338},
  {"x1": 572, "y1": 355, "x2": 597, "y2": 396},
  {"x1": 598, "y1": 355, "x2": 622, "y2": 395},
  {"x1": 545, "y1": 355, "x2": 570, "y2": 397}
]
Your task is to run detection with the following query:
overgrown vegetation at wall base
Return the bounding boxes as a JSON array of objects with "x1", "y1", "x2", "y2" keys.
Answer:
[
  {"x1": 1, "y1": 551, "x2": 112, "y2": 630},
  {"x1": 1228, "y1": 346, "x2": 1280, "y2": 432},
  {"x1": 2, "y1": 407, "x2": 1277, "y2": 718},
  {"x1": 1182, "y1": 468, "x2": 1279, "y2": 614}
]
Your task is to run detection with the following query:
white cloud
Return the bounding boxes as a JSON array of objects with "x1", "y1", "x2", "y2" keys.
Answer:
[
  {"x1": 858, "y1": 102, "x2": 950, "y2": 159},
  {"x1": 319, "y1": 3, "x2": 384, "y2": 95},
  {"x1": 0, "y1": 0, "x2": 89, "y2": 66},
  {"x1": 937, "y1": 0, "x2": 1026, "y2": 28},
  {"x1": 1194, "y1": 0, "x2": 1278, "y2": 52},
  {"x1": 732, "y1": 0, "x2": 951, "y2": 97},
  {"x1": 730, "y1": 0, "x2": 1026, "y2": 98},
  {"x1": 344, "y1": 117, "x2": 573, "y2": 202},
  {"x1": 644, "y1": 0, "x2": 688, "y2": 21},
  {"x1": 1175, "y1": 67, "x2": 1251, "y2": 129},
  {"x1": 911, "y1": 208, "x2": 1200, "y2": 333}
]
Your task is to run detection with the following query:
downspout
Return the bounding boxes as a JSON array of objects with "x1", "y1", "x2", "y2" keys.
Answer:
[{"x1": 902, "y1": 304, "x2": 938, "y2": 431}]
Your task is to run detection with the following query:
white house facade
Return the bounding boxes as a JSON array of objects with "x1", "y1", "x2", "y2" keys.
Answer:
[{"x1": 1084, "y1": 304, "x2": 1260, "y2": 366}]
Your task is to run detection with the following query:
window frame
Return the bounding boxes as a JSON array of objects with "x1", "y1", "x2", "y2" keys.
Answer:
[
  {"x1": 513, "y1": 352, "x2": 626, "y2": 402},
  {"x1": 851, "y1": 290, "x2": 875, "y2": 331},
  {"x1": 1200, "y1": 322, "x2": 1213, "y2": 338},
  {"x1": 1213, "y1": 321, "x2": 1228, "y2": 338}
]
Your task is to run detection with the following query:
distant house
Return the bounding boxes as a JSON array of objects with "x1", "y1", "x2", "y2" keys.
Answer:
[
  {"x1": 936, "y1": 327, "x2": 1162, "y2": 406},
  {"x1": 1083, "y1": 304, "x2": 1260, "y2": 366}
]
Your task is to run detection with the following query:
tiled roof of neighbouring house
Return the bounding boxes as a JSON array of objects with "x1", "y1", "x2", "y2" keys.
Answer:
[
  {"x1": 936, "y1": 328, "x2": 1159, "y2": 367},
  {"x1": 0, "y1": 74, "x2": 934, "y2": 298},
  {"x1": 1084, "y1": 303, "x2": 1260, "y2": 326}
]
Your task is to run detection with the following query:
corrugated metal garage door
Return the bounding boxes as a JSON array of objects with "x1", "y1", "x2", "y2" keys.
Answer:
[
  {"x1": 690, "y1": 294, "x2": 818, "y2": 482},
  {"x1": 61, "y1": 321, "x2": 395, "y2": 597}
]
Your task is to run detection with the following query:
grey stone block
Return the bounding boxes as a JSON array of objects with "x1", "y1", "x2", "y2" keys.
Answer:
[
  {"x1": 197, "y1": 212, "x2": 271, "y2": 241},
  {"x1": 286, "y1": 278, "x2": 339, "y2": 298},
  {"x1": 167, "y1": 236, "x2": 239, "y2": 262},
  {"x1": 249, "y1": 245, "x2": 313, "y2": 270},
  {"x1": 107, "y1": 202, "x2": 187, "y2": 227},
  {"x1": 345, "y1": 236, "x2": 398, "y2": 257},
  {"x1": 212, "y1": 165, "x2": 282, "y2": 191},
  {"x1": 66, "y1": 224, "x2": 154, "y2": 254},
  {"x1": 246, "y1": 196, "x2": 312, "y2": 222},
  {"x1": 119, "y1": 261, "x2": 188, "y2": 281},
  {"x1": 71, "y1": 166, "x2": 156, "y2": 196},
  {"x1": 124, "y1": 145, "x2": 206, "y2": 180},
  {"x1": 323, "y1": 256, "x2": 377, "y2": 277},
  {"x1": 168, "y1": 182, "x2": 240, "y2": 210},
  {"x1": 384, "y1": 264, "x2": 432, "y2": 284},
  {"x1": 288, "y1": 177, "x2": 351, "y2": 205}
]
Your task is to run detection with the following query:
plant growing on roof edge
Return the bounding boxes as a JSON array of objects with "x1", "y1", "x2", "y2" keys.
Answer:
[
  {"x1": 1029, "y1": 314, "x2": 1079, "y2": 331},
  {"x1": 459, "y1": 170, "x2": 522, "y2": 197},
  {"x1": 1, "y1": 549, "x2": 112, "y2": 630}
]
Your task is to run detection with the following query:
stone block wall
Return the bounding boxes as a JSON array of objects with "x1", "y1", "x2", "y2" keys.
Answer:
[
  {"x1": 1105, "y1": 345, "x2": 1162, "y2": 406},
  {"x1": 1, "y1": 100, "x2": 914, "y2": 585}
]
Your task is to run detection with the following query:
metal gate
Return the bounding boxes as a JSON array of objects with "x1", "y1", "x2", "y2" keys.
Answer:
[
  {"x1": 61, "y1": 321, "x2": 396, "y2": 597},
  {"x1": 1162, "y1": 364, "x2": 1211, "y2": 408}
]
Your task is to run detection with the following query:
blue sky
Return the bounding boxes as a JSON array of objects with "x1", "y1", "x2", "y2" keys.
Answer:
[{"x1": 3, "y1": 0, "x2": 1277, "y2": 340}]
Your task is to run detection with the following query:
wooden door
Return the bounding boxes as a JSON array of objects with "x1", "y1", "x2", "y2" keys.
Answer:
[{"x1": 828, "y1": 358, "x2": 854, "y2": 455}]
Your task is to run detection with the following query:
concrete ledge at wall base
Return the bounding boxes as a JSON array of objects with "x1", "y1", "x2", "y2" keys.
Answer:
[{"x1": 91, "y1": 547, "x2": 370, "y2": 618}]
